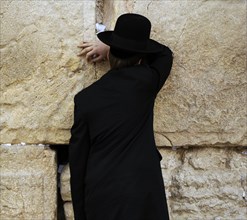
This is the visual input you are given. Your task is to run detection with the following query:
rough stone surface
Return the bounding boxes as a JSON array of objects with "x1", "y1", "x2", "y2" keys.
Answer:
[
  {"x1": 1, "y1": 0, "x2": 246, "y2": 146},
  {"x1": 0, "y1": 0, "x2": 96, "y2": 144},
  {"x1": 160, "y1": 147, "x2": 247, "y2": 220},
  {"x1": 0, "y1": 144, "x2": 57, "y2": 220},
  {"x1": 1, "y1": 1, "x2": 247, "y2": 219},
  {"x1": 60, "y1": 147, "x2": 247, "y2": 220},
  {"x1": 64, "y1": 202, "x2": 74, "y2": 220},
  {"x1": 60, "y1": 164, "x2": 71, "y2": 202},
  {"x1": 99, "y1": 0, "x2": 247, "y2": 147}
]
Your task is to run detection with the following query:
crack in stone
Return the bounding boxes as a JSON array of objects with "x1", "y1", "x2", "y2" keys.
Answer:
[
  {"x1": 147, "y1": 1, "x2": 153, "y2": 11},
  {"x1": 96, "y1": 0, "x2": 104, "y2": 24},
  {"x1": 155, "y1": 131, "x2": 174, "y2": 147}
]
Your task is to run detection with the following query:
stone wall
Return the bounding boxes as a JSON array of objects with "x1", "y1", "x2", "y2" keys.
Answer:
[
  {"x1": 0, "y1": 144, "x2": 57, "y2": 219},
  {"x1": 60, "y1": 147, "x2": 247, "y2": 220},
  {"x1": 1, "y1": 0, "x2": 246, "y2": 146},
  {"x1": 0, "y1": 0, "x2": 96, "y2": 144},
  {"x1": 0, "y1": 0, "x2": 246, "y2": 219}
]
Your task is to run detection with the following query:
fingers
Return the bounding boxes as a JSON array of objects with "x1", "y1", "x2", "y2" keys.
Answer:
[
  {"x1": 78, "y1": 42, "x2": 93, "y2": 48},
  {"x1": 85, "y1": 50, "x2": 96, "y2": 62},
  {"x1": 91, "y1": 55, "x2": 103, "y2": 63},
  {"x1": 77, "y1": 46, "x2": 93, "y2": 56},
  {"x1": 86, "y1": 51, "x2": 103, "y2": 63},
  {"x1": 77, "y1": 41, "x2": 107, "y2": 63}
]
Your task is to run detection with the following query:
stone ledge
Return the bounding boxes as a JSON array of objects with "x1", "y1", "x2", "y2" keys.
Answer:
[{"x1": 64, "y1": 202, "x2": 74, "y2": 220}]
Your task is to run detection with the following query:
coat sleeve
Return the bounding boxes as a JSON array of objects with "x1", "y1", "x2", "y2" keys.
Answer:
[
  {"x1": 146, "y1": 44, "x2": 173, "y2": 94},
  {"x1": 69, "y1": 94, "x2": 90, "y2": 220}
]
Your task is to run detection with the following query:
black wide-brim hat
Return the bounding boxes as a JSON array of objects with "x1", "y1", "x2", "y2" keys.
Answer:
[{"x1": 97, "y1": 13, "x2": 163, "y2": 54}]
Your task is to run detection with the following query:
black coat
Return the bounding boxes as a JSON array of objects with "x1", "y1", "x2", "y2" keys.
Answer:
[{"x1": 69, "y1": 44, "x2": 173, "y2": 220}]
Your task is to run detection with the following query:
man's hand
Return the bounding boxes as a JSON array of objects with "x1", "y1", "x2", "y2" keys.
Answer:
[{"x1": 77, "y1": 41, "x2": 110, "y2": 63}]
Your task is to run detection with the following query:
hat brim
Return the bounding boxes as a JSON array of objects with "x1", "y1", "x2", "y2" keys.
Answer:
[{"x1": 97, "y1": 31, "x2": 163, "y2": 54}]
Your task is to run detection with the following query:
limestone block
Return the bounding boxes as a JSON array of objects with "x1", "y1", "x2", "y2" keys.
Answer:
[
  {"x1": 60, "y1": 164, "x2": 72, "y2": 202},
  {"x1": 0, "y1": 144, "x2": 57, "y2": 220},
  {"x1": 0, "y1": 0, "x2": 96, "y2": 144},
  {"x1": 99, "y1": 0, "x2": 247, "y2": 147},
  {"x1": 64, "y1": 202, "x2": 74, "y2": 220},
  {"x1": 159, "y1": 147, "x2": 247, "y2": 220}
]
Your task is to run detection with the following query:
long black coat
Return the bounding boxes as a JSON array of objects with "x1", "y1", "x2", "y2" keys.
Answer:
[{"x1": 69, "y1": 44, "x2": 173, "y2": 220}]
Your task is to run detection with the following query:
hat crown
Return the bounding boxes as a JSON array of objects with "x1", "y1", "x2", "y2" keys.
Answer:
[
  {"x1": 97, "y1": 13, "x2": 162, "y2": 53},
  {"x1": 113, "y1": 14, "x2": 151, "y2": 41}
]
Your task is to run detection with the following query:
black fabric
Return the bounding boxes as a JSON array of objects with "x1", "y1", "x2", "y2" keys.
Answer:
[
  {"x1": 110, "y1": 47, "x2": 140, "y2": 59},
  {"x1": 69, "y1": 44, "x2": 173, "y2": 220}
]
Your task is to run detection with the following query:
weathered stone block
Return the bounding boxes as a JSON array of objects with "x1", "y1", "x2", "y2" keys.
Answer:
[
  {"x1": 159, "y1": 147, "x2": 247, "y2": 219},
  {"x1": 0, "y1": 144, "x2": 57, "y2": 220},
  {"x1": 60, "y1": 164, "x2": 71, "y2": 202},
  {"x1": 64, "y1": 202, "x2": 74, "y2": 220},
  {"x1": 0, "y1": 0, "x2": 96, "y2": 144}
]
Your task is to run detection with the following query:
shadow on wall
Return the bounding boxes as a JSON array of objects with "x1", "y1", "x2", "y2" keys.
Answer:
[{"x1": 50, "y1": 145, "x2": 69, "y2": 220}]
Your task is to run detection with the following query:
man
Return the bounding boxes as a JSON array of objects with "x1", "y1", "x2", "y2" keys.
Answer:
[{"x1": 69, "y1": 13, "x2": 173, "y2": 220}]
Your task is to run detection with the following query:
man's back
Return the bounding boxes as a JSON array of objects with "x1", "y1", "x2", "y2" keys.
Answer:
[
  {"x1": 74, "y1": 63, "x2": 168, "y2": 219},
  {"x1": 77, "y1": 64, "x2": 158, "y2": 141}
]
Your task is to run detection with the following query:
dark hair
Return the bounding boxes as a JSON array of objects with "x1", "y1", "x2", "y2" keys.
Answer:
[{"x1": 109, "y1": 48, "x2": 144, "y2": 70}]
